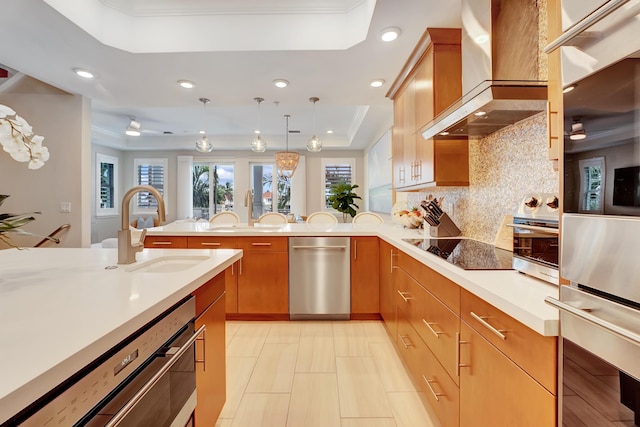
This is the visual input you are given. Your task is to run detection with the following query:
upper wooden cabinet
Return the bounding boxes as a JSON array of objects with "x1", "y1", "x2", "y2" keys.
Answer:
[
  {"x1": 388, "y1": 28, "x2": 469, "y2": 190},
  {"x1": 546, "y1": 0, "x2": 562, "y2": 168}
]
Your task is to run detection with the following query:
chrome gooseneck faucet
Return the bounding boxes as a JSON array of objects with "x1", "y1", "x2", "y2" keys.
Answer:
[
  {"x1": 118, "y1": 185, "x2": 166, "y2": 264},
  {"x1": 244, "y1": 189, "x2": 256, "y2": 226}
]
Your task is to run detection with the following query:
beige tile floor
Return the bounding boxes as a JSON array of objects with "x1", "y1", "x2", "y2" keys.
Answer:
[{"x1": 215, "y1": 320, "x2": 438, "y2": 427}]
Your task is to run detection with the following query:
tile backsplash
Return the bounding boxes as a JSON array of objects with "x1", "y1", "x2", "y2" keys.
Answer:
[{"x1": 402, "y1": 113, "x2": 559, "y2": 244}]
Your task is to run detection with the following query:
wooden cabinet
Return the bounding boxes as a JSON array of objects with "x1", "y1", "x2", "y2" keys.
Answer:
[
  {"x1": 236, "y1": 236, "x2": 288, "y2": 315},
  {"x1": 390, "y1": 28, "x2": 469, "y2": 190},
  {"x1": 459, "y1": 322, "x2": 556, "y2": 427},
  {"x1": 192, "y1": 273, "x2": 226, "y2": 425},
  {"x1": 547, "y1": 0, "x2": 562, "y2": 167},
  {"x1": 379, "y1": 240, "x2": 397, "y2": 337},
  {"x1": 350, "y1": 236, "x2": 380, "y2": 317},
  {"x1": 188, "y1": 237, "x2": 239, "y2": 314},
  {"x1": 143, "y1": 235, "x2": 187, "y2": 248}
]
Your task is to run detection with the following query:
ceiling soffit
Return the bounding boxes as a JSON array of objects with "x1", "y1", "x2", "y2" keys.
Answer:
[{"x1": 42, "y1": 0, "x2": 376, "y2": 53}]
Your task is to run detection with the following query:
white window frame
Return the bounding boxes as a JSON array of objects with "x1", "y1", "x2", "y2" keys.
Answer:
[
  {"x1": 321, "y1": 158, "x2": 356, "y2": 211},
  {"x1": 133, "y1": 158, "x2": 168, "y2": 216},
  {"x1": 96, "y1": 153, "x2": 118, "y2": 217}
]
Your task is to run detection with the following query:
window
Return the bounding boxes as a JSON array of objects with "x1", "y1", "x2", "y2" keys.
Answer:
[
  {"x1": 579, "y1": 157, "x2": 605, "y2": 214},
  {"x1": 322, "y1": 158, "x2": 356, "y2": 209},
  {"x1": 250, "y1": 163, "x2": 292, "y2": 216},
  {"x1": 134, "y1": 158, "x2": 168, "y2": 215},
  {"x1": 96, "y1": 153, "x2": 118, "y2": 216},
  {"x1": 192, "y1": 162, "x2": 235, "y2": 220}
]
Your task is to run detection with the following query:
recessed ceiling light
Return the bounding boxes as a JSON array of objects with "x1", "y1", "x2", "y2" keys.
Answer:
[
  {"x1": 380, "y1": 27, "x2": 402, "y2": 42},
  {"x1": 370, "y1": 79, "x2": 385, "y2": 88},
  {"x1": 73, "y1": 68, "x2": 95, "y2": 79},
  {"x1": 199, "y1": 130, "x2": 206, "y2": 134},
  {"x1": 474, "y1": 34, "x2": 490, "y2": 44},
  {"x1": 474, "y1": 111, "x2": 487, "y2": 116},
  {"x1": 562, "y1": 84, "x2": 576, "y2": 93},
  {"x1": 178, "y1": 80, "x2": 196, "y2": 89},
  {"x1": 254, "y1": 130, "x2": 261, "y2": 134},
  {"x1": 273, "y1": 79, "x2": 289, "y2": 88},
  {"x1": 326, "y1": 130, "x2": 333, "y2": 134}
]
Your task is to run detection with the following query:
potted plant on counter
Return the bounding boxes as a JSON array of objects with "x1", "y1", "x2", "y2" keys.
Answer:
[{"x1": 327, "y1": 180, "x2": 361, "y2": 222}]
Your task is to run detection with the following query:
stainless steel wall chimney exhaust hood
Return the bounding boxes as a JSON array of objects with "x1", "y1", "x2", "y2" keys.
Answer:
[{"x1": 421, "y1": 0, "x2": 547, "y2": 140}]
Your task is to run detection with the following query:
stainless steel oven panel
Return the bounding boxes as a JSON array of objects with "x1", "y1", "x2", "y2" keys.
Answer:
[
  {"x1": 546, "y1": 285, "x2": 640, "y2": 380},
  {"x1": 549, "y1": 0, "x2": 640, "y2": 86},
  {"x1": 562, "y1": 214, "x2": 640, "y2": 304}
]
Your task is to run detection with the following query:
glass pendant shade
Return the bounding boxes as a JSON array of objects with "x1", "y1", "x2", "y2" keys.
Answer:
[
  {"x1": 195, "y1": 134, "x2": 213, "y2": 152},
  {"x1": 307, "y1": 135, "x2": 322, "y2": 152},
  {"x1": 275, "y1": 114, "x2": 299, "y2": 177},
  {"x1": 251, "y1": 98, "x2": 267, "y2": 152},
  {"x1": 251, "y1": 134, "x2": 266, "y2": 152},
  {"x1": 307, "y1": 97, "x2": 322, "y2": 152},
  {"x1": 195, "y1": 97, "x2": 212, "y2": 152}
]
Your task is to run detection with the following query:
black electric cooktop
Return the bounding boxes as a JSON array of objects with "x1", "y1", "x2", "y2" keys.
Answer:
[{"x1": 403, "y1": 238, "x2": 513, "y2": 270}]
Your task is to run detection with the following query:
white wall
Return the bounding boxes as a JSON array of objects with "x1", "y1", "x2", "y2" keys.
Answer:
[{"x1": 0, "y1": 75, "x2": 91, "y2": 248}]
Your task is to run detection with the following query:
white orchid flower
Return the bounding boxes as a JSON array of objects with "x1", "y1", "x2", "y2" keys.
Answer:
[
  {"x1": 0, "y1": 105, "x2": 16, "y2": 118},
  {"x1": 0, "y1": 104, "x2": 48, "y2": 169}
]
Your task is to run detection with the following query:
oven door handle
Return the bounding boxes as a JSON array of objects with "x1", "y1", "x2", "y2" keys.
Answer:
[
  {"x1": 544, "y1": 0, "x2": 631, "y2": 53},
  {"x1": 507, "y1": 223, "x2": 559, "y2": 235},
  {"x1": 544, "y1": 296, "x2": 640, "y2": 346},
  {"x1": 105, "y1": 324, "x2": 206, "y2": 427}
]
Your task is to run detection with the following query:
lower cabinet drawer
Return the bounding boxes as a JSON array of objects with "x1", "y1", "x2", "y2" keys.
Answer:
[
  {"x1": 397, "y1": 307, "x2": 459, "y2": 427},
  {"x1": 187, "y1": 236, "x2": 237, "y2": 249},
  {"x1": 143, "y1": 235, "x2": 188, "y2": 248}
]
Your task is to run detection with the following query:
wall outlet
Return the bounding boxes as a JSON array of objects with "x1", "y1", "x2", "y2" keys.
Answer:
[{"x1": 60, "y1": 202, "x2": 71, "y2": 213}]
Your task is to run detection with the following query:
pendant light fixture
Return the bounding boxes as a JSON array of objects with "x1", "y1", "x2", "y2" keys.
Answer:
[
  {"x1": 195, "y1": 97, "x2": 213, "y2": 153},
  {"x1": 307, "y1": 97, "x2": 322, "y2": 152},
  {"x1": 251, "y1": 97, "x2": 267, "y2": 153},
  {"x1": 275, "y1": 114, "x2": 300, "y2": 177}
]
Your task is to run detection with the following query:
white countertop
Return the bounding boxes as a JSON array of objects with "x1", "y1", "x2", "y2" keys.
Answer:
[
  {"x1": 0, "y1": 247, "x2": 241, "y2": 424},
  {"x1": 149, "y1": 221, "x2": 560, "y2": 336}
]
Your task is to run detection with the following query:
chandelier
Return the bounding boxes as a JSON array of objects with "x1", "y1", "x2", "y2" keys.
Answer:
[{"x1": 274, "y1": 114, "x2": 300, "y2": 177}]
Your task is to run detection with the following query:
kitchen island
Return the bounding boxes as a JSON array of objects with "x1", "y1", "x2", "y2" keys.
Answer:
[
  {"x1": 0, "y1": 247, "x2": 241, "y2": 425},
  {"x1": 147, "y1": 221, "x2": 559, "y2": 336}
]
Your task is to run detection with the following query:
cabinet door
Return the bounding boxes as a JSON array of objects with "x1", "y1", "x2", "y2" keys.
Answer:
[
  {"x1": 187, "y1": 236, "x2": 237, "y2": 249},
  {"x1": 403, "y1": 78, "x2": 417, "y2": 184},
  {"x1": 393, "y1": 92, "x2": 406, "y2": 188},
  {"x1": 225, "y1": 263, "x2": 238, "y2": 314},
  {"x1": 351, "y1": 237, "x2": 380, "y2": 315},
  {"x1": 194, "y1": 293, "x2": 226, "y2": 425},
  {"x1": 459, "y1": 322, "x2": 556, "y2": 427},
  {"x1": 547, "y1": 0, "x2": 561, "y2": 164},
  {"x1": 379, "y1": 240, "x2": 396, "y2": 327},
  {"x1": 237, "y1": 251, "x2": 288, "y2": 314}
]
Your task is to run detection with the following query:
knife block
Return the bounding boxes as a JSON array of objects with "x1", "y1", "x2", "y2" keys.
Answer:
[{"x1": 429, "y1": 213, "x2": 462, "y2": 237}]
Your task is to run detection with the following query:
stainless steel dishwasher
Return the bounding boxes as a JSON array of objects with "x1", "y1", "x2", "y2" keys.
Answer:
[{"x1": 289, "y1": 236, "x2": 350, "y2": 320}]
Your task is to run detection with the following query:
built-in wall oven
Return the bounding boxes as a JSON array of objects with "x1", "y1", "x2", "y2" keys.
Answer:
[
  {"x1": 4, "y1": 297, "x2": 203, "y2": 427},
  {"x1": 545, "y1": 1, "x2": 640, "y2": 425}
]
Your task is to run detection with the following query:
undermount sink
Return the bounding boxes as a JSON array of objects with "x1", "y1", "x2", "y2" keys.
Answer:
[{"x1": 125, "y1": 255, "x2": 210, "y2": 273}]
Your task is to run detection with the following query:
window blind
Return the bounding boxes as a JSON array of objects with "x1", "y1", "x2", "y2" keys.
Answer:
[
  {"x1": 325, "y1": 164, "x2": 352, "y2": 207},
  {"x1": 137, "y1": 164, "x2": 165, "y2": 209}
]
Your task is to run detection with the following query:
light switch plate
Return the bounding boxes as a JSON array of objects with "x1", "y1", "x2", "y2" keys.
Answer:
[{"x1": 60, "y1": 202, "x2": 71, "y2": 213}]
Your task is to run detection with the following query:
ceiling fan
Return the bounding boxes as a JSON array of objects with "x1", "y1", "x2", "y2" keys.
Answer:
[{"x1": 124, "y1": 118, "x2": 165, "y2": 136}]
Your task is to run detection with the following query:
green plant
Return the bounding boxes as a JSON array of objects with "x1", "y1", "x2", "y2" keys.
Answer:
[{"x1": 327, "y1": 181, "x2": 361, "y2": 221}]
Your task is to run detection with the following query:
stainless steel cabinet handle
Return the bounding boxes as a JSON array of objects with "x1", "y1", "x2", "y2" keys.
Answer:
[
  {"x1": 545, "y1": 296, "x2": 640, "y2": 345},
  {"x1": 201, "y1": 242, "x2": 221, "y2": 246},
  {"x1": 397, "y1": 290, "x2": 414, "y2": 302},
  {"x1": 422, "y1": 319, "x2": 443, "y2": 338},
  {"x1": 252, "y1": 242, "x2": 272, "y2": 246},
  {"x1": 399, "y1": 167, "x2": 405, "y2": 183},
  {"x1": 422, "y1": 375, "x2": 445, "y2": 401},
  {"x1": 106, "y1": 324, "x2": 206, "y2": 427},
  {"x1": 417, "y1": 160, "x2": 422, "y2": 180},
  {"x1": 292, "y1": 245, "x2": 348, "y2": 250},
  {"x1": 399, "y1": 335, "x2": 415, "y2": 349},
  {"x1": 354, "y1": 240, "x2": 357, "y2": 260},
  {"x1": 456, "y1": 332, "x2": 470, "y2": 376},
  {"x1": 507, "y1": 223, "x2": 559, "y2": 235},
  {"x1": 151, "y1": 241, "x2": 173, "y2": 246},
  {"x1": 544, "y1": 0, "x2": 630, "y2": 53},
  {"x1": 470, "y1": 312, "x2": 507, "y2": 340},
  {"x1": 231, "y1": 262, "x2": 234, "y2": 276},
  {"x1": 239, "y1": 258, "x2": 242, "y2": 275},
  {"x1": 196, "y1": 329, "x2": 206, "y2": 371}
]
